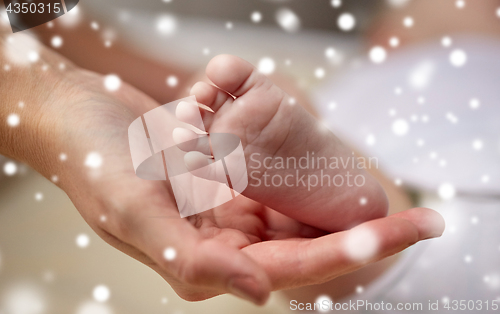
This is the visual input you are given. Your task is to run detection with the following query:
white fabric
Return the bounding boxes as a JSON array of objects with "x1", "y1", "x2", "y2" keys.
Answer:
[{"x1": 314, "y1": 36, "x2": 500, "y2": 196}]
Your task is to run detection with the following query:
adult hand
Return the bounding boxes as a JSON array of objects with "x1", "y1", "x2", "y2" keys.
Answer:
[{"x1": 0, "y1": 35, "x2": 444, "y2": 305}]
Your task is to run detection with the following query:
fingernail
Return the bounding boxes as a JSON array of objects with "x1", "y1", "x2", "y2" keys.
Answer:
[
  {"x1": 228, "y1": 276, "x2": 269, "y2": 305},
  {"x1": 197, "y1": 103, "x2": 214, "y2": 113},
  {"x1": 416, "y1": 209, "x2": 446, "y2": 240}
]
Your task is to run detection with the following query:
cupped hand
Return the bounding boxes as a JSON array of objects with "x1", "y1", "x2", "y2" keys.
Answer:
[{"x1": 34, "y1": 65, "x2": 444, "y2": 306}]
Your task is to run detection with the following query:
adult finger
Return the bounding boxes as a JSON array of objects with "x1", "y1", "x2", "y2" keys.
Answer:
[{"x1": 243, "y1": 207, "x2": 444, "y2": 290}]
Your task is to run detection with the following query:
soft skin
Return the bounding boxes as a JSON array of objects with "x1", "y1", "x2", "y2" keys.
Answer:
[{"x1": 190, "y1": 55, "x2": 389, "y2": 232}]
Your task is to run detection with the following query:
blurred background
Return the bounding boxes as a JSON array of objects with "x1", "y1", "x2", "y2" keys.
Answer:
[{"x1": 1, "y1": 0, "x2": 500, "y2": 313}]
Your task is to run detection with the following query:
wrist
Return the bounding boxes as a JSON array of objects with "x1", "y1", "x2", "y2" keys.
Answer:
[{"x1": 0, "y1": 34, "x2": 81, "y2": 178}]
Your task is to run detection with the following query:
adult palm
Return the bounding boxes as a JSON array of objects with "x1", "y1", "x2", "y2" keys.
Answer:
[{"x1": 40, "y1": 65, "x2": 444, "y2": 306}]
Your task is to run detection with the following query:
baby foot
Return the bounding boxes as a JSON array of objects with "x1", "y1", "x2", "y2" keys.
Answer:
[{"x1": 185, "y1": 55, "x2": 387, "y2": 232}]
